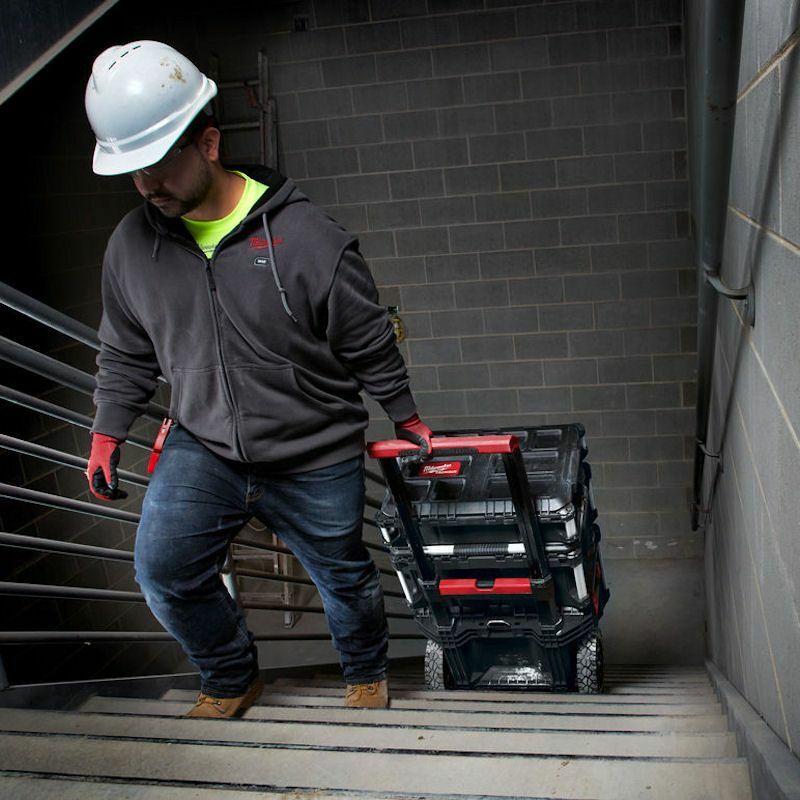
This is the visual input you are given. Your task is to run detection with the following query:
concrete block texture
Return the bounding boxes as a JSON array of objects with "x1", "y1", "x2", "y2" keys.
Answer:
[
  {"x1": 601, "y1": 557, "x2": 705, "y2": 664},
  {"x1": 2, "y1": 0, "x2": 710, "y2": 686},
  {"x1": 687, "y1": 0, "x2": 800, "y2": 760}
]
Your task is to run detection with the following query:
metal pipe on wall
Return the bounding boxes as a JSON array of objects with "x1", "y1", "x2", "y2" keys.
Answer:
[{"x1": 691, "y1": 0, "x2": 747, "y2": 530}]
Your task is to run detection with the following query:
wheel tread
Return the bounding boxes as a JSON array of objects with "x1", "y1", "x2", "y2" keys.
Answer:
[
  {"x1": 576, "y1": 630, "x2": 604, "y2": 694},
  {"x1": 424, "y1": 640, "x2": 445, "y2": 690}
]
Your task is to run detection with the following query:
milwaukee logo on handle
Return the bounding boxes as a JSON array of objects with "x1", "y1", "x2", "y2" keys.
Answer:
[{"x1": 418, "y1": 461, "x2": 463, "y2": 477}]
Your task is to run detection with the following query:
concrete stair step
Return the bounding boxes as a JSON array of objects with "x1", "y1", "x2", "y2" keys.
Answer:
[
  {"x1": 378, "y1": 665, "x2": 710, "y2": 678},
  {"x1": 0, "y1": 732, "x2": 752, "y2": 799},
  {"x1": 0, "y1": 708, "x2": 738, "y2": 759},
  {"x1": 311, "y1": 669, "x2": 714, "y2": 687},
  {"x1": 601, "y1": 665, "x2": 708, "y2": 672},
  {"x1": 0, "y1": 778, "x2": 369, "y2": 800},
  {"x1": 160, "y1": 687, "x2": 721, "y2": 716},
  {"x1": 270, "y1": 677, "x2": 716, "y2": 697},
  {"x1": 80, "y1": 696, "x2": 730, "y2": 732}
]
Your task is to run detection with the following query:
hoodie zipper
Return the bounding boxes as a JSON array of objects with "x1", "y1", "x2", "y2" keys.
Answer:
[
  {"x1": 154, "y1": 192, "x2": 292, "y2": 461},
  {"x1": 204, "y1": 261, "x2": 248, "y2": 461},
  {"x1": 167, "y1": 234, "x2": 247, "y2": 462}
]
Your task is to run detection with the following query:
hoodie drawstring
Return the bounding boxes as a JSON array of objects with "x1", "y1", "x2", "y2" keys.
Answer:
[
  {"x1": 151, "y1": 232, "x2": 161, "y2": 261},
  {"x1": 262, "y1": 212, "x2": 298, "y2": 324}
]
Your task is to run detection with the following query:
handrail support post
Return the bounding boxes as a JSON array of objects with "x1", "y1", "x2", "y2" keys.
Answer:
[{"x1": 703, "y1": 267, "x2": 756, "y2": 327}]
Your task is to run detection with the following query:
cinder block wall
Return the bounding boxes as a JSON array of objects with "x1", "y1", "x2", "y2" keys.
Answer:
[
  {"x1": 1, "y1": 0, "x2": 704, "y2": 683},
  {"x1": 200, "y1": 0, "x2": 703, "y2": 663},
  {"x1": 295, "y1": 2, "x2": 697, "y2": 562},
  {"x1": 687, "y1": 0, "x2": 800, "y2": 755}
]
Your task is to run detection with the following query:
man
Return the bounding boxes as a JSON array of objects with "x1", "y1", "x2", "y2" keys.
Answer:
[{"x1": 83, "y1": 41, "x2": 432, "y2": 717}]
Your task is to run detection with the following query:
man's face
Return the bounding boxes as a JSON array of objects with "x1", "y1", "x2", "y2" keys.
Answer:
[{"x1": 130, "y1": 136, "x2": 213, "y2": 218}]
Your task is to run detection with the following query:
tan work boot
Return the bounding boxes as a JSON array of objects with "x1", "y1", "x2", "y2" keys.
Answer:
[
  {"x1": 185, "y1": 676, "x2": 264, "y2": 718},
  {"x1": 344, "y1": 677, "x2": 389, "y2": 708}
]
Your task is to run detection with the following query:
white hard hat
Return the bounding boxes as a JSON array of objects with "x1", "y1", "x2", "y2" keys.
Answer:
[{"x1": 85, "y1": 41, "x2": 217, "y2": 176}]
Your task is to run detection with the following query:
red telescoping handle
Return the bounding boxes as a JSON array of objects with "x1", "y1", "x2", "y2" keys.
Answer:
[
  {"x1": 439, "y1": 578, "x2": 533, "y2": 596},
  {"x1": 367, "y1": 434, "x2": 519, "y2": 459}
]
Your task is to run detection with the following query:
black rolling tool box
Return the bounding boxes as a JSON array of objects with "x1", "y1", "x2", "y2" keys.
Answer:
[{"x1": 367, "y1": 424, "x2": 610, "y2": 693}]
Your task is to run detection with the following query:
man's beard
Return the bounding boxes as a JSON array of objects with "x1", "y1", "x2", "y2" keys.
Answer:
[{"x1": 146, "y1": 160, "x2": 213, "y2": 219}]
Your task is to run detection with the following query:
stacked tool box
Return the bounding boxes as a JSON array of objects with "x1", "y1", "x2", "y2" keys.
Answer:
[{"x1": 368, "y1": 424, "x2": 609, "y2": 693}]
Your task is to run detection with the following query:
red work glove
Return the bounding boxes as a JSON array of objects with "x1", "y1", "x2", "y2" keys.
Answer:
[
  {"x1": 86, "y1": 433, "x2": 128, "y2": 501},
  {"x1": 394, "y1": 414, "x2": 433, "y2": 459}
]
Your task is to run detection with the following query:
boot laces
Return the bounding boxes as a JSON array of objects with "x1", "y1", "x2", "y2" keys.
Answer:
[
  {"x1": 194, "y1": 693, "x2": 223, "y2": 708},
  {"x1": 346, "y1": 681, "x2": 379, "y2": 700}
]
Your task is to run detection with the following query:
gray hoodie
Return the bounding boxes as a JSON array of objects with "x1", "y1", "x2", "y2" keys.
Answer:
[{"x1": 93, "y1": 166, "x2": 417, "y2": 472}]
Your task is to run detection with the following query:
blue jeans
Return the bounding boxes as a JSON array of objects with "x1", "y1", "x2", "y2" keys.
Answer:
[{"x1": 134, "y1": 424, "x2": 388, "y2": 697}]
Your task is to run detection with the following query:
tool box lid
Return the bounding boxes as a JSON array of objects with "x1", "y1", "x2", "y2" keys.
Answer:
[{"x1": 375, "y1": 424, "x2": 587, "y2": 520}]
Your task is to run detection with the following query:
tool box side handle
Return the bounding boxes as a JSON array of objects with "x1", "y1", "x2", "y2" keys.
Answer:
[{"x1": 367, "y1": 434, "x2": 519, "y2": 460}]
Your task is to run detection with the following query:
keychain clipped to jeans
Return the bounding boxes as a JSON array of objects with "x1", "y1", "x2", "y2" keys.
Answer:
[{"x1": 147, "y1": 418, "x2": 174, "y2": 473}]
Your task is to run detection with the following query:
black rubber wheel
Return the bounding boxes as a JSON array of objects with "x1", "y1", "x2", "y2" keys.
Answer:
[
  {"x1": 424, "y1": 639, "x2": 450, "y2": 690},
  {"x1": 575, "y1": 629, "x2": 604, "y2": 694}
]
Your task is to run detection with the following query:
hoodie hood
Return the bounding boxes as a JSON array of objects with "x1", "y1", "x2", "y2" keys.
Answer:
[
  {"x1": 143, "y1": 164, "x2": 291, "y2": 239},
  {"x1": 143, "y1": 166, "x2": 303, "y2": 321}
]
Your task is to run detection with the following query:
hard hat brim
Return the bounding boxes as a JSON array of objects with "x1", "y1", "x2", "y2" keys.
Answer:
[
  {"x1": 93, "y1": 134, "x2": 179, "y2": 176},
  {"x1": 91, "y1": 80, "x2": 217, "y2": 176}
]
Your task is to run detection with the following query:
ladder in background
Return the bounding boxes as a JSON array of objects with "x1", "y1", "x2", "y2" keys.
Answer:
[
  {"x1": 208, "y1": 50, "x2": 279, "y2": 171},
  {"x1": 206, "y1": 51, "x2": 294, "y2": 626}
]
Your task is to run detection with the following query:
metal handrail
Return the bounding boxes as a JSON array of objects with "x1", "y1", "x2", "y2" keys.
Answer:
[
  {"x1": 239, "y1": 597, "x2": 412, "y2": 619},
  {"x1": 0, "y1": 286, "x2": 410, "y2": 676},
  {"x1": 0, "y1": 280, "x2": 101, "y2": 351},
  {"x1": 0, "y1": 532, "x2": 396, "y2": 596},
  {"x1": 1, "y1": 483, "x2": 141, "y2": 523},
  {"x1": 0, "y1": 581, "x2": 412, "y2": 618},
  {"x1": 0, "y1": 336, "x2": 168, "y2": 421},
  {"x1": 1, "y1": 483, "x2": 391, "y2": 556},
  {"x1": 238, "y1": 531, "x2": 389, "y2": 557},
  {"x1": 231, "y1": 550, "x2": 396, "y2": 579},
  {"x1": 0, "y1": 280, "x2": 168, "y2": 384},
  {"x1": 235, "y1": 566, "x2": 404, "y2": 599},
  {"x1": 0, "y1": 532, "x2": 134, "y2": 563},
  {"x1": 0, "y1": 533, "x2": 395, "y2": 580},
  {"x1": 0, "y1": 581, "x2": 142, "y2": 602},
  {"x1": 0, "y1": 433, "x2": 148, "y2": 489},
  {"x1": 0, "y1": 383, "x2": 152, "y2": 450}
]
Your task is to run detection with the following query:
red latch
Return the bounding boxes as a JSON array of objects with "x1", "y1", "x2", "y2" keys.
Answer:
[
  {"x1": 439, "y1": 578, "x2": 533, "y2": 596},
  {"x1": 147, "y1": 418, "x2": 174, "y2": 474}
]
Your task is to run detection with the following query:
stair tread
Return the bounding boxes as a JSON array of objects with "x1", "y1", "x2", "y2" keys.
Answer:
[
  {"x1": 0, "y1": 732, "x2": 753, "y2": 799},
  {"x1": 0, "y1": 708, "x2": 738, "y2": 758},
  {"x1": 266, "y1": 681, "x2": 716, "y2": 698},
  {"x1": 0, "y1": 778, "x2": 367, "y2": 800},
  {"x1": 80, "y1": 696, "x2": 729, "y2": 732},
  {"x1": 327, "y1": 667, "x2": 710, "y2": 677},
  {"x1": 160, "y1": 688, "x2": 721, "y2": 716}
]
